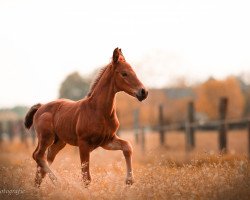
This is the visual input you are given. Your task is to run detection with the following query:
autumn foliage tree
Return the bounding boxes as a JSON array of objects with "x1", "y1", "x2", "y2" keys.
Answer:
[{"x1": 196, "y1": 76, "x2": 245, "y2": 120}]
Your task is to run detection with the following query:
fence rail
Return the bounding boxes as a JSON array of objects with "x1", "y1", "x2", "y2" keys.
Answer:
[{"x1": 133, "y1": 97, "x2": 250, "y2": 157}]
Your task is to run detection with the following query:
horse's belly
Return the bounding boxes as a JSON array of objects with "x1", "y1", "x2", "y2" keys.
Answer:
[
  {"x1": 87, "y1": 131, "x2": 115, "y2": 147},
  {"x1": 56, "y1": 127, "x2": 78, "y2": 146},
  {"x1": 76, "y1": 115, "x2": 119, "y2": 148}
]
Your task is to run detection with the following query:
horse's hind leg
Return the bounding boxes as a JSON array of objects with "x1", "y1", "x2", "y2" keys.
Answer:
[
  {"x1": 32, "y1": 144, "x2": 46, "y2": 187},
  {"x1": 33, "y1": 130, "x2": 55, "y2": 187},
  {"x1": 47, "y1": 136, "x2": 66, "y2": 165},
  {"x1": 34, "y1": 164, "x2": 47, "y2": 187}
]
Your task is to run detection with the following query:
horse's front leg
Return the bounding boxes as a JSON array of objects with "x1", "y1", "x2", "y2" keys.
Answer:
[
  {"x1": 102, "y1": 135, "x2": 134, "y2": 184},
  {"x1": 78, "y1": 140, "x2": 91, "y2": 185}
]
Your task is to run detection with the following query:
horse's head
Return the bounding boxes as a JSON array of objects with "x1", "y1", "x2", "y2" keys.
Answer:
[{"x1": 112, "y1": 48, "x2": 148, "y2": 101}]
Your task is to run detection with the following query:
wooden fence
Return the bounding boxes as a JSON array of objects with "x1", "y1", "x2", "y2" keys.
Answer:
[
  {"x1": 0, "y1": 120, "x2": 36, "y2": 145},
  {"x1": 134, "y1": 97, "x2": 250, "y2": 157}
]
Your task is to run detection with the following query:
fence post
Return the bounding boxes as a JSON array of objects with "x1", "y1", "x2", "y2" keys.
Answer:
[
  {"x1": 218, "y1": 97, "x2": 228, "y2": 153},
  {"x1": 8, "y1": 121, "x2": 14, "y2": 142},
  {"x1": 19, "y1": 120, "x2": 25, "y2": 142},
  {"x1": 248, "y1": 120, "x2": 250, "y2": 159},
  {"x1": 0, "y1": 121, "x2": 3, "y2": 143},
  {"x1": 134, "y1": 109, "x2": 139, "y2": 144},
  {"x1": 158, "y1": 104, "x2": 165, "y2": 145},
  {"x1": 185, "y1": 101, "x2": 195, "y2": 151},
  {"x1": 141, "y1": 127, "x2": 145, "y2": 153},
  {"x1": 31, "y1": 126, "x2": 36, "y2": 146}
]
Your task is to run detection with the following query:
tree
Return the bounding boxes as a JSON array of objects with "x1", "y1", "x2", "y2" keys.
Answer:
[
  {"x1": 59, "y1": 72, "x2": 90, "y2": 101},
  {"x1": 196, "y1": 76, "x2": 245, "y2": 120},
  {"x1": 12, "y1": 106, "x2": 29, "y2": 118}
]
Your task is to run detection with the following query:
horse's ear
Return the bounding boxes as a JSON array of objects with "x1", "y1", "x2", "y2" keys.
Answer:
[
  {"x1": 113, "y1": 47, "x2": 120, "y2": 63},
  {"x1": 112, "y1": 47, "x2": 125, "y2": 63}
]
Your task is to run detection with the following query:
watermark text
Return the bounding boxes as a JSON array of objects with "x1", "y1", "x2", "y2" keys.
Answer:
[{"x1": 0, "y1": 188, "x2": 25, "y2": 195}]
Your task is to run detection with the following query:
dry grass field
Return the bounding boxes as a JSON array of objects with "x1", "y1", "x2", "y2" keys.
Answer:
[{"x1": 0, "y1": 130, "x2": 249, "y2": 200}]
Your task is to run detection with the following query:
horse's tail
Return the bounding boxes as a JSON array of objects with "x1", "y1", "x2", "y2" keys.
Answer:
[{"x1": 24, "y1": 103, "x2": 42, "y2": 129}]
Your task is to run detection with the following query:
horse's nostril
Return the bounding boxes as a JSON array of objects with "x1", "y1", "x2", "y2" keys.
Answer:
[
  {"x1": 141, "y1": 88, "x2": 146, "y2": 95},
  {"x1": 136, "y1": 88, "x2": 148, "y2": 101}
]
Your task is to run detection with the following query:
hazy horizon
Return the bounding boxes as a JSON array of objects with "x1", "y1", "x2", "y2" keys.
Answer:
[{"x1": 0, "y1": 0, "x2": 250, "y2": 107}]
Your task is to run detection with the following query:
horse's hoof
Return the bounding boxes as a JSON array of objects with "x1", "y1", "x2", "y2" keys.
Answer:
[
  {"x1": 82, "y1": 176, "x2": 91, "y2": 188},
  {"x1": 125, "y1": 177, "x2": 134, "y2": 185},
  {"x1": 82, "y1": 180, "x2": 91, "y2": 188},
  {"x1": 34, "y1": 182, "x2": 41, "y2": 188}
]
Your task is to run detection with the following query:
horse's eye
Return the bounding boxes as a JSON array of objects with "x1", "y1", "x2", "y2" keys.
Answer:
[{"x1": 121, "y1": 72, "x2": 128, "y2": 77}]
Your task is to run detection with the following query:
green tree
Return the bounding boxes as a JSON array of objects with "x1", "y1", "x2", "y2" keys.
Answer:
[
  {"x1": 59, "y1": 72, "x2": 90, "y2": 101},
  {"x1": 12, "y1": 106, "x2": 29, "y2": 118}
]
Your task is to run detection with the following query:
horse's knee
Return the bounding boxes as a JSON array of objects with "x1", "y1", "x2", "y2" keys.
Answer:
[
  {"x1": 33, "y1": 150, "x2": 46, "y2": 167},
  {"x1": 122, "y1": 141, "x2": 133, "y2": 157}
]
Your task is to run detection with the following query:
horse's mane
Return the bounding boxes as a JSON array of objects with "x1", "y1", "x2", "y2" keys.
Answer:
[{"x1": 87, "y1": 64, "x2": 110, "y2": 97}]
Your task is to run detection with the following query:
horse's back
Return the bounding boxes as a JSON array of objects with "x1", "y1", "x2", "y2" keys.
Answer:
[
  {"x1": 35, "y1": 99, "x2": 78, "y2": 138},
  {"x1": 34, "y1": 99, "x2": 73, "y2": 118}
]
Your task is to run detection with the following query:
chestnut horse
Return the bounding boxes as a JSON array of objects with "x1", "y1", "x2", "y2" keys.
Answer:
[{"x1": 24, "y1": 48, "x2": 148, "y2": 187}]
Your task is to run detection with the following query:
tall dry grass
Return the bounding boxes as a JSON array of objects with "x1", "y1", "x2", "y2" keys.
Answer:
[{"x1": 0, "y1": 130, "x2": 249, "y2": 200}]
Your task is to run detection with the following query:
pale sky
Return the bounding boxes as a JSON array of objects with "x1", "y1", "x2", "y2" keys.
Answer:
[{"x1": 0, "y1": 0, "x2": 250, "y2": 107}]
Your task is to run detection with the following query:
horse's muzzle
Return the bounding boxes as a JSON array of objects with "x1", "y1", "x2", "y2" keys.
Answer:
[{"x1": 136, "y1": 88, "x2": 148, "y2": 101}]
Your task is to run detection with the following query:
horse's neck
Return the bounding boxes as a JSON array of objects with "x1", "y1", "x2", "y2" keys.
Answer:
[{"x1": 89, "y1": 68, "x2": 116, "y2": 117}]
